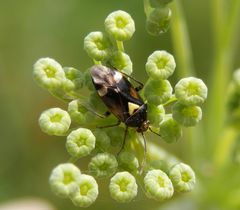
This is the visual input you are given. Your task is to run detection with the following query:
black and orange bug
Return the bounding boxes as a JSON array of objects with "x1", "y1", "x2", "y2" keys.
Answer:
[{"x1": 90, "y1": 65, "x2": 158, "y2": 172}]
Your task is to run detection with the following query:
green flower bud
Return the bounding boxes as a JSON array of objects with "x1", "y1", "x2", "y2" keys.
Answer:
[
  {"x1": 33, "y1": 57, "x2": 65, "y2": 90},
  {"x1": 169, "y1": 163, "x2": 196, "y2": 192},
  {"x1": 70, "y1": 174, "x2": 98, "y2": 207},
  {"x1": 109, "y1": 171, "x2": 138, "y2": 203},
  {"x1": 84, "y1": 31, "x2": 112, "y2": 61},
  {"x1": 147, "y1": 142, "x2": 179, "y2": 172},
  {"x1": 149, "y1": 0, "x2": 173, "y2": 7},
  {"x1": 67, "y1": 99, "x2": 87, "y2": 125},
  {"x1": 144, "y1": 79, "x2": 173, "y2": 105},
  {"x1": 118, "y1": 151, "x2": 139, "y2": 172},
  {"x1": 146, "y1": 7, "x2": 172, "y2": 36},
  {"x1": 108, "y1": 51, "x2": 133, "y2": 75},
  {"x1": 88, "y1": 92, "x2": 108, "y2": 114},
  {"x1": 66, "y1": 128, "x2": 96, "y2": 158},
  {"x1": 172, "y1": 102, "x2": 202, "y2": 127},
  {"x1": 49, "y1": 163, "x2": 81, "y2": 198},
  {"x1": 88, "y1": 152, "x2": 118, "y2": 178},
  {"x1": 148, "y1": 104, "x2": 165, "y2": 127},
  {"x1": 146, "y1": 50, "x2": 176, "y2": 80},
  {"x1": 106, "y1": 126, "x2": 126, "y2": 147},
  {"x1": 93, "y1": 129, "x2": 111, "y2": 152},
  {"x1": 39, "y1": 108, "x2": 71, "y2": 136},
  {"x1": 105, "y1": 10, "x2": 135, "y2": 41},
  {"x1": 159, "y1": 114, "x2": 182, "y2": 143},
  {"x1": 83, "y1": 69, "x2": 95, "y2": 91},
  {"x1": 175, "y1": 77, "x2": 208, "y2": 106},
  {"x1": 62, "y1": 67, "x2": 84, "y2": 91},
  {"x1": 144, "y1": 169, "x2": 174, "y2": 201},
  {"x1": 233, "y1": 68, "x2": 240, "y2": 88}
]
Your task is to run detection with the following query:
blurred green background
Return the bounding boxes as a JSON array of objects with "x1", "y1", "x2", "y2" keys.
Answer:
[{"x1": 0, "y1": 0, "x2": 239, "y2": 210}]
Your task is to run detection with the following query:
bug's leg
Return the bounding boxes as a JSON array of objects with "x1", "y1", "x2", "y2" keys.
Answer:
[
  {"x1": 97, "y1": 120, "x2": 121, "y2": 129},
  {"x1": 78, "y1": 102, "x2": 110, "y2": 119},
  {"x1": 103, "y1": 111, "x2": 111, "y2": 117},
  {"x1": 117, "y1": 126, "x2": 128, "y2": 155},
  {"x1": 139, "y1": 132, "x2": 147, "y2": 175},
  {"x1": 121, "y1": 72, "x2": 144, "y2": 91}
]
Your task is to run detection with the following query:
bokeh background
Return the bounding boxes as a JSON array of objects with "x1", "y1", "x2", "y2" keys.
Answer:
[{"x1": 0, "y1": 0, "x2": 239, "y2": 210}]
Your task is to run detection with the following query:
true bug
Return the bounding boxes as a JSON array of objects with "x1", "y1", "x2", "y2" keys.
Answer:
[{"x1": 90, "y1": 65, "x2": 157, "y2": 172}]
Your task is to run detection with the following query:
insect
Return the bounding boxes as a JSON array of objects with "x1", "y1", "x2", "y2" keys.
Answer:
[{"x1": 90, "y1": 65, "x2": 157, "y2": 172}]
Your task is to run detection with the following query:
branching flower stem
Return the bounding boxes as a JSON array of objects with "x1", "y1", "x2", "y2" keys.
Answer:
[{"x1": 206, "y1": 0, "x2": 240, "y2": 161}]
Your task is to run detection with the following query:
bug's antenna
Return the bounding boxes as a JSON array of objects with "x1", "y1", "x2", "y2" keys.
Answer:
[
  {"x1": 149, "y1": 127, "x2": 161, "y2": 137},
  {"x1": 139, "y1": 132, "x2": 147, "y2": 175}
]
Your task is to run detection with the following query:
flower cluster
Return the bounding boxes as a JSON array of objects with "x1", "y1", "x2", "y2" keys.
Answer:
[
  {"x1": 33, "y1": 10, "x2": 207, "y2": 207},
  {"x1": 144, "y1": 0, "x2": 174, "y2": 36}
]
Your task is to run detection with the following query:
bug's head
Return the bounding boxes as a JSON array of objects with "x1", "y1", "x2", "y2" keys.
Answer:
[{"x1": 137, "y1": 120, "x2": 150, "y2": 132}]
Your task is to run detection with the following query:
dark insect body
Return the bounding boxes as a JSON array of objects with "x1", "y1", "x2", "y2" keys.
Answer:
[
  {"x1": 90, "y1": 65, "x2": 157, "y2": 173},
  {"x1": 90, "y1": 65, "x2": 150, "y2": 132}
]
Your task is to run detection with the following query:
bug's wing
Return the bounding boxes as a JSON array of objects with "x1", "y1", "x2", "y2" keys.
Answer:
[
  {"x1": 91, "y1": 66, "x2": 128, "y2": 121},
  {"x1": 101, "y1": 87, "x2": 128, "y2": 122},
  {"x1": 90, "y1": 65, "x2": 144, "y2": 122}
]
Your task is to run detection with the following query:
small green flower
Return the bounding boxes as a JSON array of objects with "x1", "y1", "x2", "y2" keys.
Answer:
[
  {"x1": 118, "y1": 151, "x2": 139, "y2": 172},
  {"x1": 172, "y1": 102, "x2": 202, "y2": 127},
  {"x1": 83, "y1": 69, "x2": 95, "y2": 91},
  {"x1": 49, "y1": 163, "x2": 81, "y2": 198},
  {"x1": 93, "y1": 129, "x2": 111, "y2": 152},
  {"x1": 68, "y1": 99, "x2": 87, "y2": 125},
  {"x1": 88, "y1": 152, "x2": 118, "y2": 178},
  {"x1": 39, "y1": 108, "x2": 71, "y2": 136},
  {"x1": 146, "y1": 50, "x2": 176, "y2": 80},
  {"x1": 62, "y1": 67, "x2": 84, "y2": 91},
  {"x1": 159, "y1": 114, "x2": 182, "y2": 143},
  {"x1": 144, "y1": 79, "x2": 173, "y2": 105},
  {"x1": 66, "y1": 128, "x2": 96, "y2": 158},
  {"x1": 148, "y1": 104, "x2": 165, "y2": 127},
  {"x1": 144, "y1": 169, "x2": 174, "y2": 201},
  {"x1": 33, "y1": 57, "x2": 65, "y2": 90},
  {"x1": 146, "y1": 7, "x2": 172, "y2": 36},
  {"x1": 106, "y1": 126, "x2": 126, "y2": 147},
  {"x1": 147, "y1": 142, "x2": 179, "y2": 172},
  {"x1": 108, "y1": 51, "x2": 133, "y2": 75},
  {"x1": 169, "y1": 163, "x2": 196, "y2": 193},
  {"x1": 175, "y1": 77, "x2": 208, "y2": 106},
  {"x1": 70, "y1": 174, "x2": 98, "y2": 208},
  {"x1": 105, "y1": 10, "x2": 135, "y2": 41},
  {"x1": 109, "y1": 171, "x2": 138, "y2": 203},
  {"x1": 84, "y1": 31, "x2": 112, "y2": 61},
  {"x1": 149, "y1": 0, "x2": 173, "y2": 7},
  {"x1": 233, "y1": 68, "x2": 240, "y2": 88},
  {"x1": 88, "y1": 92, "x2": 108, "y2": 114}
]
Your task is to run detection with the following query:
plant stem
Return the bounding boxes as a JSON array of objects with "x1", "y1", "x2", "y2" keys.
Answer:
[
  {"x1": 170, "y1": 0, "x2": 195, "y2": 78},
  {"x1": 143, "y1": 0, "x2": 152, "y2": 16},
  {"x1": 213, "y1": 126, "x2": 238, "y2": 168},
  {"x1": 206, "y1": 0, "x2": 240, "y2": 156},
  {"x1": 116, "y1": 40, "x2": 124, "y2": 52}
]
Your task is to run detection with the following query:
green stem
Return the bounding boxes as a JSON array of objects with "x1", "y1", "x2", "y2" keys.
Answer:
[
  {"x1": 143, "y1": 0, "x2": 152, "y2": 16},
  {"x1": 116, "y1": 40, "x2": 124, "y2": 52},
  {"x1": 93, "y1": 59, "x2": 101, "y2": 65},
  {"x1": 170, "y1": 0, "x2": 195, "y2": 78},
  {"x1": 211, "y1": 0, "x2": 225, "y2": 48},
  {"x1": 68, "y1": 156, "x2": 79, "y2": 163},
  {"x1": 162, "y1": 95, "x2": 177, "y2": 107},
  {"x1": 205, "y1": 0, "x2": 240, "y2": 156},
  {"x1": 213, "y1": 126, "x2": 238, "y2": 168}
]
